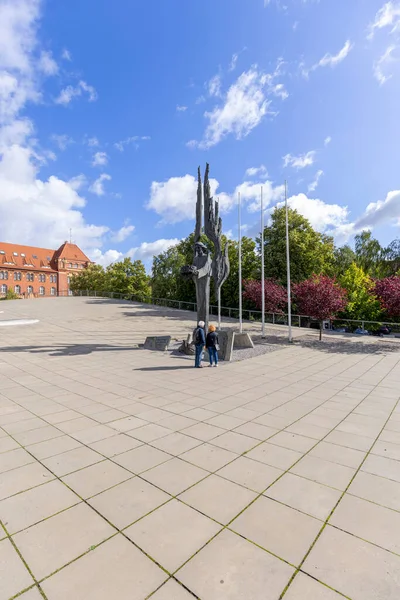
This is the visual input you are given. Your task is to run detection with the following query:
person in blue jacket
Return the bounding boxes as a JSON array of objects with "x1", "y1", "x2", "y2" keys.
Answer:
[
  {"x1": 193, "y1": 321, "x2": 206, "y2": 368},
  {"x1": 206, "y1": 324, "x2": 219, "y2": 367}
]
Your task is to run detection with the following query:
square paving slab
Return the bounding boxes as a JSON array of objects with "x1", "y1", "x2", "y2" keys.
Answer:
[{"x1": 1, "y1": 297, "x2": 400, "y2": 599}]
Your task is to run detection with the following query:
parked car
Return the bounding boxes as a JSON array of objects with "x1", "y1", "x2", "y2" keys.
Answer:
[
  {"x1": 332, "y1": 325, "x2": 351, "y2": 333},
  {"x1": 354, "y1": 328, "x2": 370, "y2": 335},
  {"x1": 371, "y1": 325, "x2": 392, "y2": 337},
  {"x1": 378, "y1": 325, "x2": 391, "y2": 335}
]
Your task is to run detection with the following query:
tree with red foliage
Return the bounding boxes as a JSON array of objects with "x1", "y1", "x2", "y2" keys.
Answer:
[
  {"x1": 293, "y1": 275, "x2": 347, "y2": 340},
  {"x1": 243, "y1": 279, "x2": 287, "y2": 313},
  {"x1": 374, "y1": 276, "x2": 400, "y2": 317}
]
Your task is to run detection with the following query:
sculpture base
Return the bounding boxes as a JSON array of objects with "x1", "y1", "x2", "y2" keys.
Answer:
[{"x1": 207, "y1": 330, "x2": 254, "y2": 362}]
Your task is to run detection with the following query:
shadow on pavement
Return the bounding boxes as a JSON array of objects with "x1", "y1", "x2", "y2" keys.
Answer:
[
  {"x1": 0, "y1": 344, "x2": 139, "y2": 357},
  {"x1": 294, "y1": 337, "x2": 400, "y2": 355},
  {"x1": 134, "y1": 365, "x2": 194, "y2": 371}
]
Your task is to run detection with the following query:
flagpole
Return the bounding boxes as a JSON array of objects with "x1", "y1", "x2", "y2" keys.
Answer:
[
  {"x1": 261, "y1": 186, "x2": 265, "y2": 337},
  {"x1": 285, "y1": 180, "x2": 292, "y2": 343},
  {"x1": 238, "y1": 191, "x2": 243, "y2": 333},
  {"x1": 217, "y1": 197, "x2": 221, "y2": 331}
]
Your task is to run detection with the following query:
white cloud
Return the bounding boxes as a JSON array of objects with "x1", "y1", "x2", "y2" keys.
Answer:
[
  {"x1": 308, "y1": 169, "x2": 324, "y2": 193},
  {"x1": 89, "y1": 173, "x2": 111, "y2": 196},
  {"x1": 245, "y1": 165, "x2": 268, "y2": 178},
  {"x1": 0, "y1": 0, "x2": 39, "y2": 72},
  {"x1": 373, "y1": 44, "x2": 400, "y2": 83},
  {"x1": 0, "y1": 0, "x2": 112, "y2": 260},
  {"x1": 111, "y1": 224, "x2": 135, "y2": 243},
  {"x1": 324, "y1": 136, "x2": 332, "y2": 146},
  {"x1": 353, "y1": 189, "x2": 400, "y2": 230},
  {"x1": 229, "y1": 53, "x2": 239, "y2": 72},
  {"x1": 114, "y1": 135, "x2": 150, "y2": 152},
  {"x1": 195, "y1": 65, "x2": 287, "y2": 149},
  {"x1": 283, "y1": 151, "x2": 316, "y2": 169},
  {"x1": 368, "y1": 1, "x2": 400, "y2": 39},
  {"x1": 127, "y1": 238, "x2": 181, "y2": 262},
  {"x1": 89, "y1": 248, "x2": 123, "y2": 267},
  {"x1": 92, "y1": 151, "x2": 108, "y2": 167},
  {"x1": 146, "y1": 172, "x2": 284, "y2": 223},
  {"x1": 282, "y1": 193, "x2": 349, "y2": 233},
  {"x1": 147, "y1": 175, "x2": 200, "y2": 223},
  {"x1": 51, "y1": 133, "x2": 73, "y2": 150},
  {"x1": 239, "y1": 180, "x2": 285, "y2": 213},
  {"x1": 208, "y1": 74, "x2": 222, "y2": 97},
  {"x1": 272, "y1": 83, "x2": 289, "y2": 100},
  {"x1": 68, "y1": 174, "x2": 87, "y2": 191},
  {"x1": 90, "y1": 238, "x2": 181, "y2": 269},
  {"x1": 302, "y1": 40, "x2": 353, "y2": 78},
  {"x1": 0, "y1": 145, "x2": 108, "y2": 250},
  {"x1": 55, "y1": 80, "x2": 98, "y2": 105},
  {"x1": 62, "y1": 48, "x2": 72, "y2": 61},
  {"x1": 86, "y1": 136, "x2": 99, "y2": 147},
  {"x1": 38, "y1": 50, "x2": 58, "y2": 75},
  {"x1": 318, "y1": 40, "x2": 353, "y2": 68},
  {"x1": 176, "y1": 105, "x2": 188, "y2": 112}
]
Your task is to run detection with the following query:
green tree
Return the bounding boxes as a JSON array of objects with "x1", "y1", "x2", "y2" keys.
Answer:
[
  {"x1": 382, "y1": 239, "x2": 400, "y2": 277},
  {"x1": 105, "y1": 258, "x2": 150, "y2": 296},
  {"x1": 354, "y1": 231, "x2": 385, "y2": 277},
  {"x1": 151, "y1": 233, "x2": 258, "y2": 308},
  {"x1": 259, "y1": 207, "x2": 335, "y2": 283},
  {"x1": 69, "y1": 263, "x2": 107, "y2": 294},
  {"x1": 333, "y1": 245, "x2": 356, "y2": 277},
  {"x1": 221, "y1": 236, "x2": 258, "y2": 308},
  {"x1": 339, "y1": 263, "x2": 381, "y2": 321},
  {"x1": 151, "y1": 234, "x2": 211, "y2": 304}
]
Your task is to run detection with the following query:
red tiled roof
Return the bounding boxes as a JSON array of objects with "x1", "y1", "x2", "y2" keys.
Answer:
[
  {"x1": 53, "y1": 242, "x2": 90, "y2": 263},
  {"x1": 0, "y1": 242, "x2": 55, "y2": 271},
  {"x1": 0, "y1": 241, "x2": 91, "y2": 271}
]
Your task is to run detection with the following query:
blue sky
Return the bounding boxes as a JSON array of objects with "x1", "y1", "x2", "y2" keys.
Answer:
[{"x1": 1, "y1": 0, "x2": 400, "y2": 268}]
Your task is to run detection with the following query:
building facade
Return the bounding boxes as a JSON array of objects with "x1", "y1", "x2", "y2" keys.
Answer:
[{"x1": 0, "y1": 241, "x2": 91, "y2": 298}]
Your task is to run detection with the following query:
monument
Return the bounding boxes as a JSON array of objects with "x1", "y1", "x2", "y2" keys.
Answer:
[
  {"x1": 181, "y1": 164, "x2": 230, "y2": 331},
  {"x1": 180, "y1": 164, "x2": 253, "y2": 360}
]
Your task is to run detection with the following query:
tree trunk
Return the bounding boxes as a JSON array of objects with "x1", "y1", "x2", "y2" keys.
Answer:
[{"x1": 319, "y1": 321, "x2": 322, "y2": 341}]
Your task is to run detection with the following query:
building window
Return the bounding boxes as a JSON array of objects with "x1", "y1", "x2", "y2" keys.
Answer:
[
  {"x1": 1, "y1": 284, "x2": 7, "y2": 294},
  {"x1": 74, "y1": 263, "x2": 78, "y2": 269},
  {"x1": 51, "y1": 287, "x2": 56, "y2": 296},
  {"x1": 14, "y1": 272, "x2": 21, "y2": 281},
  {"x1": 27, "y1": 285, "x2": 33, "y2": 294},
  {"x1": 67, "y1": 276, "x2": 71, "y2": 284},
  {"x1": 21, "y1": 253, "x2": 25, "y2": 257},
  {"x1": 39, "y1": 286, "x2": 45, "y2": 295},
  {"x1": 14, "y1": 285, "x2": 21, "y2": 294},
  {"x1": 13, "y1": 252, "x2": 18, "y2": 256},
  {"x1": 68, "y1": 263, "x2": 72, "y2": 268},
  {"x1": 26, "y1": 273, "x2": 34, "y2": 282},
  {"x1": 68, "y1": 289, "x2": 73, "y2": 296},
  {"x1": 0, "y1": 271, "x2": 8, "y2": 280},
  {"x1": 50, "y1": 274, "x2": 57, "y2": 283},
  {"x1": 38, "y1": 274, "x2": 46, "y2": 282}
]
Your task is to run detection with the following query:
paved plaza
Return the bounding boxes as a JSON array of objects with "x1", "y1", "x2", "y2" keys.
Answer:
[{"x1": 1, "y1": 298, "x2": 400, "y2": 599}]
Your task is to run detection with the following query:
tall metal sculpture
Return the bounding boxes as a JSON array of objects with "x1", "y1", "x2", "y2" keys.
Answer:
[{"x1": 181, "y1": 164, "x2": 230, "y2": 328}]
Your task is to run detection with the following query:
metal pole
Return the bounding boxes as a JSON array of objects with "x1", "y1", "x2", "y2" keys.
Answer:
[
  {"x1": 285, "y1": 180, "x2": 293, "y2": 343},
  {"x1": 261, "y1": 186, "x2": 265, "y2": 337},
  {"x1": 238, "y1": 191, "x2": 243, "y2": 333},
  {"x1": 218, "y1": 287, "x2": 221, "y2": 330}
]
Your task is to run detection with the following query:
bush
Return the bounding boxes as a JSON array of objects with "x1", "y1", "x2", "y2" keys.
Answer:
[{"x1": 0, "y1": 289, "x2": 20, "y2": 301}]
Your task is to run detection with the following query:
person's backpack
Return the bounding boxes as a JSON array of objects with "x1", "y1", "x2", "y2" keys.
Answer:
[{"x1": 194, "y1": 327, "x2": 203, "y2": 345}]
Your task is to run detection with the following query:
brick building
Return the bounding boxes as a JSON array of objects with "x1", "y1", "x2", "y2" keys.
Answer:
[{"x1": 0, "y1": 241, "x2": 91, "y2": 298}]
